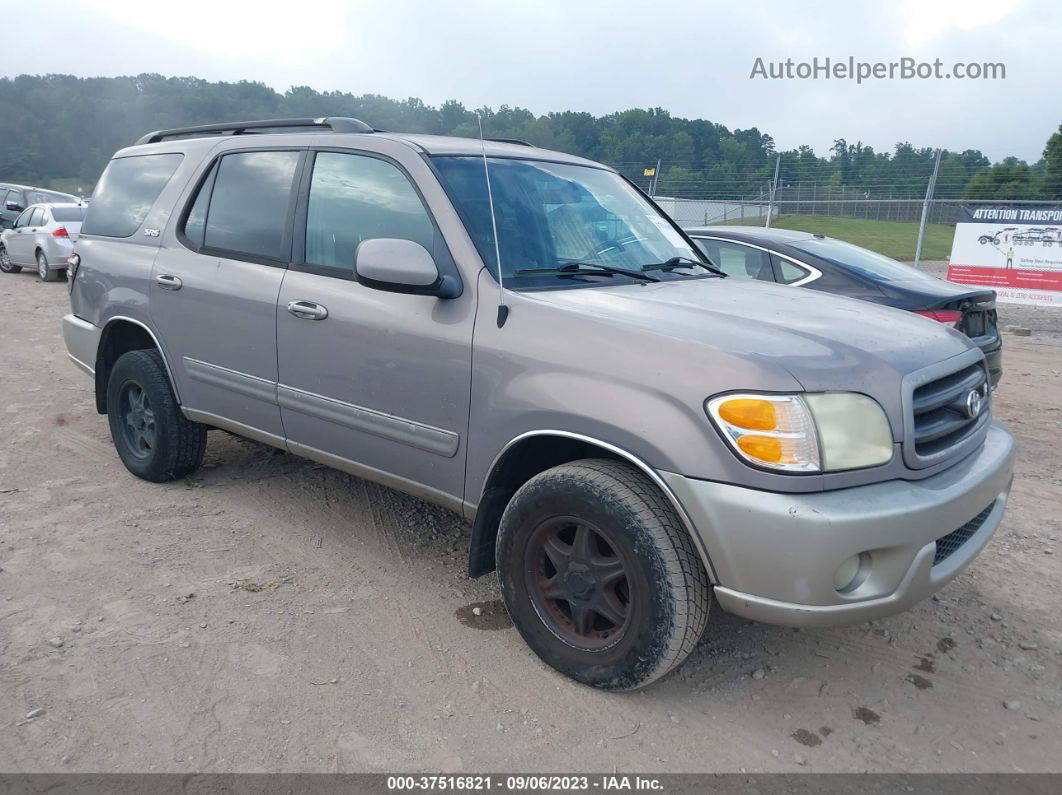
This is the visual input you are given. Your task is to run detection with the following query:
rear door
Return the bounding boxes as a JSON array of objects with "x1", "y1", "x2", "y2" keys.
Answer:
[
  {"x1": 31, "y1": 207, "x2": 53, "y2": 256},
  {"x1": 151, "y1": 148, "x2": 304, "y2": 441},
  {"x1": 275, "y1": 148, "x2": 474, "y2": 503}
]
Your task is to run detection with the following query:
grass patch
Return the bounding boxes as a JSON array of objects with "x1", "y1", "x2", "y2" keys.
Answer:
[{"x1": 722, "y1": 214, "x2": 954, "y2": 261}]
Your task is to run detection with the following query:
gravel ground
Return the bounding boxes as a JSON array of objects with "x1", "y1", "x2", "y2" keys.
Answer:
[{"x1": 1, "y1": 269, "x2": 1060, "y2": 774}]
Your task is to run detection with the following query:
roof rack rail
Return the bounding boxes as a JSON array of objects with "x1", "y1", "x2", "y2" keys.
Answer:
[
  {"x1": 485, "y1": 137, "x2": 534, "y2": 147},
  {"x1": 135, "y1": 117, "x2": 373, "y2": 145}
]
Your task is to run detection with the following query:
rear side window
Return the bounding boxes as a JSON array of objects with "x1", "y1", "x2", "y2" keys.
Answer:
[
  {"x1": 29, "y1": 207, "x2": 45, "y2": 227},
  {"x1": 304, "y1": 152, "x2": 434, "y2": 272},
  {"x1": 694, "y1": 239, "x2": 774, "y2": 281},
  {"x1": 195, "y1": 150, "x2": 300, "y2": 261},
  {"x1": 82, "y1": 153, "x2": 183, "y2": 238}
]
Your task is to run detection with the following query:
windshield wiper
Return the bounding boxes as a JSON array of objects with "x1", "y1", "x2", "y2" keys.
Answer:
[
  {"x1": 641, "y1": 256, "x2": 728, "y2": 277},
  {"x1": 516, "y1": 262, "x2": 660, "y2": 282}
]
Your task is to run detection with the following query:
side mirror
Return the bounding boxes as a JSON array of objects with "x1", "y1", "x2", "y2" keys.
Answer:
[
  {"x1": 354, "y1": 238, "x2": 461, "y2": 299},
  {"x1": 5, "y1": 202, "x2": 21, "y2": 212}
]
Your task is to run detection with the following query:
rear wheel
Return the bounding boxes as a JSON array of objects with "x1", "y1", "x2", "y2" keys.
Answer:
[
  {"x1": 106, "y1": 349, "x2": 207, "y2": 482},
  {"x1": 0, "y1": 244, "x2": 20, "y2": 273},
  {"x1": 496, "y1": 458, "x2": 710, "y2": 690},
  {"x1": 37, "y1": 251, "x2": 58, "y2": 282}
]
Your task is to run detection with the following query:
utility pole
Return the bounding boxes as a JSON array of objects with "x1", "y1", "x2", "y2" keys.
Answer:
[
  {"x1": 914, "y1": 148, "x2": 942, "y2": 268},
  {"x1": 765, "y1": 154, "x2": 781, "y2": 228}
]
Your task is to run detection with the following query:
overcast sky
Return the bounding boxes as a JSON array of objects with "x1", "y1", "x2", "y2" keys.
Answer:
[{"x1": 4, "y1": 0, "x2": 1059, "y2": 162}]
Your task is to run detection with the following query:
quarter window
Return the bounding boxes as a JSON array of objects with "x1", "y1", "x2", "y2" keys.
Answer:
[
  {"x1": 776, "y1": 258, "x2": 812, "y2": 284},
  {"x1": 694, "y1": 239, "x2": 775, "y2": 281},
  {"x1": 199, "y1": 150, "x2": 300, "y2": 261},
  {"x1": 29, "y1": 208, "x2": 45, "y2": 227},
  {"x1": 304, "y1": 152, "x2": 435, "y2": 272},
  {"x1": 182, "y1": 160, "x2": 219, "y2": 250},
  {"x1": 82, "y1": 153, "x2": 183, "y2": 237}
]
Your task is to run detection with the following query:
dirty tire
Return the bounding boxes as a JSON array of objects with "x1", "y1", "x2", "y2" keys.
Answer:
[
  {"x1": 0, "y1": 244, "x2": 20, "y2": 273},
  {"x1": 38, "y1": 251, "x2": 58, "y2": 282},
  {"x1": 106, "y1": 349, "x2": 207, "y2": 482},
  {"x1": 496, "y1": 458, "x2": 710, "y2": 690}
]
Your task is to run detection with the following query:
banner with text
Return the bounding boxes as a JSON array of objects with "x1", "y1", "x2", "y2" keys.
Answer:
[{"x1": 947, "y1": 205, "x2": 1062, "y2": 306}]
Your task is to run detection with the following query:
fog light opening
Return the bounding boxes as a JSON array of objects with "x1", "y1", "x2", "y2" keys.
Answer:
[{"x1": 834, "y1": 552, "x2": 871, "y2": 593}]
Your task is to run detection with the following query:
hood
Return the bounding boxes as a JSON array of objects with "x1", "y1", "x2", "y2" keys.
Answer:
[{"x1": 520, "y1": 277, "x2": 975, "y2": 395}]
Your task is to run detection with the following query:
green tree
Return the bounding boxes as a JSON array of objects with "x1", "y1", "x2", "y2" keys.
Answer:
[
  {"x1": 963, "y1": 158, "x2": 1043, "y2": 200},
  {"x1": 0, "y1": 72, "x2": 1033, "y2": 202},
  {"x1": 1042, "y1": 124, "x2": 1062, "y2": 199}
]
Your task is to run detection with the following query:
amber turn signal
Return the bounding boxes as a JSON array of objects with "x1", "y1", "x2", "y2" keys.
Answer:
[{"x1": 716, "y1": 398, "x2": 778, "y2": 431}]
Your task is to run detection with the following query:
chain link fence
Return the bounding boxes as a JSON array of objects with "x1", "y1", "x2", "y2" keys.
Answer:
[{"x1": 611, "y1": 154, "x2": 1054, "y2": 262}]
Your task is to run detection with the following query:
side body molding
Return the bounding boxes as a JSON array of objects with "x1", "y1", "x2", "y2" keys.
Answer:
[{"x1": 277, "y1": 385, "x2": 460, "y2": 458}]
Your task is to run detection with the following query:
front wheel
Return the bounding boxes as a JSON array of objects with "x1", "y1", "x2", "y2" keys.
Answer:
[
  {"x1": 0, "y1": 244, "x2": 21, "y2": 273},
  {"x1": 496, "y1": 459, "x2": 710, "y2": 690},
  {"x1": 37, "y1": 251, "x2": 58, "y2": 282},
  {"x1": 106, "y1": 349, "x2": 207, "y2": 482}
]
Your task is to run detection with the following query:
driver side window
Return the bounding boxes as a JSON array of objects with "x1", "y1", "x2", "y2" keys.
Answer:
[{"x1": 303, "y1": 152, "x2": 435, "y2": 273}]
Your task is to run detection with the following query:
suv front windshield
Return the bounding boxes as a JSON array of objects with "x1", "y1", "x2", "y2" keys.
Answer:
[{"x1": 432, "y1": 156, "x2": 703, "y2": 287}]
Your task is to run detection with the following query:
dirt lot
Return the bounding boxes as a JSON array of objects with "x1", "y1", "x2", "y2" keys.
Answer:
[{"x1": 1, "y1": 267, "x2": 1060, "y2": 774}]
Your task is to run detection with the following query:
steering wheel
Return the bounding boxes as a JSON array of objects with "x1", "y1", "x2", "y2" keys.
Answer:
[{"x1": 584, "y1": 238, "x2": 628, "y2": 260}]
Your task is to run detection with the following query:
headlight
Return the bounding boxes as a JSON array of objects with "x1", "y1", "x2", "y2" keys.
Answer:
[
  {"x1": 706, "y1": 392, "x2": 893, "y2": 473},
  {"x1": 803, "y1": 393, "x2": 893, "y2": 471}
]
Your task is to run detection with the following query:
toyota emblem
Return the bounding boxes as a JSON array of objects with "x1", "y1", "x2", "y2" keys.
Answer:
[{"x1": 965, "y1": 388, "x2": 984, "y2": 419}]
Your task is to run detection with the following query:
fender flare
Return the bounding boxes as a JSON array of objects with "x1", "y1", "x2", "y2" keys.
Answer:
[
  {"x1": 469, "y1": 429, "x2": 719, "y2": 583},
  {"x1": 96, "y1": 315, "x2": 181, "y2": 407}
]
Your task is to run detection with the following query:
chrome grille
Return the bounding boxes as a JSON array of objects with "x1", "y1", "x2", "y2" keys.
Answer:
[
  {"x1": 933, "y1": 503, "x2": 994, "y2": 566},
  {"x1": 909, "y1": 361, "x2": 990, "y2": 462}
]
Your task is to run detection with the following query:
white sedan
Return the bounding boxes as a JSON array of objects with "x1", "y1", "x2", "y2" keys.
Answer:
[{"x1": 0, "y1": 203, "x2": 85, "y2": 282}]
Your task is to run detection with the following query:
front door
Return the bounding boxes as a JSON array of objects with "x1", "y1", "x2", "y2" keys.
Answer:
[
  {"x1": 151, "y1": 148, "x2": 304, "y2": 441},
  {"x1": 6, "y1": 207, "x2": 41, "y2": 264},
  {"x1": 276, "y1": 150, "x2": 475, "y2": 505}
]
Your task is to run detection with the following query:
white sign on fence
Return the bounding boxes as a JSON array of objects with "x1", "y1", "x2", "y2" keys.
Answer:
[{"x1": 947, "y1": 205, "x2": 1062, "y2": 307}]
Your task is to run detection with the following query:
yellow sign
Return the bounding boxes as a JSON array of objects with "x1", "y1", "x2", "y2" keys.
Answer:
[{"x1": 643, "y1": 167, "x2": 656, "y2": 177}]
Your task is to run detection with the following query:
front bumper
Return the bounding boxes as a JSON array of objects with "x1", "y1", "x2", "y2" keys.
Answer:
[
  {"x1": 659, "y1": 421, "x2": 1015, "y2": 627},
  {"x1": 62, "y1": 314, "x2": 100, "y2": 377}
]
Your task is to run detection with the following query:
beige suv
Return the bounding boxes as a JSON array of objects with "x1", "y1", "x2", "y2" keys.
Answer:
[{"x1": 63, "y1": 117, "x2": 1014, "y2": 689}]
